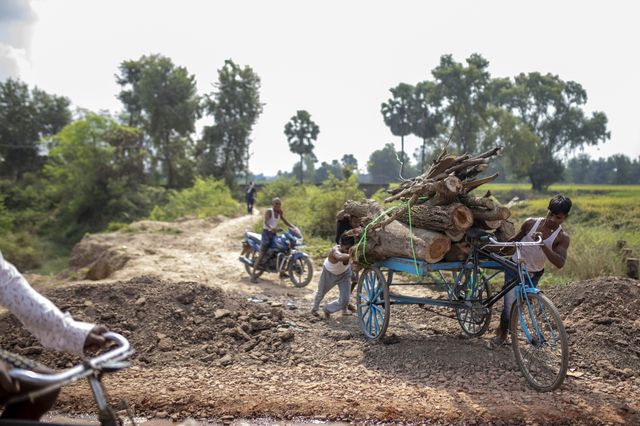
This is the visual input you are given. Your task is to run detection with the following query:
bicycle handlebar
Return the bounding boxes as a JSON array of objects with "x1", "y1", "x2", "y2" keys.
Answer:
[
  {"x1": 481, "y1": 235, "x2": 543, "y2": 247},
  {"x1": 8, "y1": 332, "x2": 132, "y2": 386}
]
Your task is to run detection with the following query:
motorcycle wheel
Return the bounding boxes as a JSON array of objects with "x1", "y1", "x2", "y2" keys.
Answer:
[
  {"x1": 288, "y1": 256, "x2": 313, "y2": 287},
  {"x1": 245, "y1": 249, "x2": 264, "y2": 278}
]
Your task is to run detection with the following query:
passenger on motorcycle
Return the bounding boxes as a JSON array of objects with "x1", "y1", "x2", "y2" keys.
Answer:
[
  {"x1": 0, "y1": 252, "x2": 110, "y2": 420},
  {"x1": 251, "y1": 197, "x2": 294, "y2": 283}
]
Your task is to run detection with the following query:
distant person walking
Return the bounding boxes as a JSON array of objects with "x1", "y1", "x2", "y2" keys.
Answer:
[{"x1": 246, "y1": 181, "x2": 257, "y2": 214}]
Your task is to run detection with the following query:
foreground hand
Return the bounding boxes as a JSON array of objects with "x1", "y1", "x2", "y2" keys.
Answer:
[
  {"x1": 0, "y1": 360, "x2": 20, "y2": 393},
  {"x1": 83, "y1": 324, "x2": 109, "y2": 352}
]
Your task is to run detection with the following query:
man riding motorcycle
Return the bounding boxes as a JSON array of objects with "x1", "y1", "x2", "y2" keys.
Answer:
[{"x1": 251, "y1": 197, "x2": 294, "y2": 283}]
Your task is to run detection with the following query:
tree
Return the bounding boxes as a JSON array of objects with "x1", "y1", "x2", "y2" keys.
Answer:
[
  {"x1": 341, "y1": 154, "x2": 358, "y2": 179},
  {"x1": 431, "y1": 54, "x2": 492, "y2": 154},
  {"x1": 314, "y1": 159, "x2": 343, "y2": 183},
  {"x1": 284, "y1": 110, "x2": 319, "y2": 184},
  {"x1": 116, "y1": 54, "x2": 200, "y2": 189},
  {"x1": 367, "y1": 143, "x2": 408, "y2": 184},
  {"x1": 381, "y1": 83, "x2": 413, "y2": 176},
  {"x1": 199, "y1": 60, "x2": 263, "y2": 188},
  {"x1": 411, "y1": 81, "x2": 443, "y2": 172},
  {"x1": 44, "y1": 114, "x2": 159, "y2": 239},
  {"x1": 496, "y1": 72, "x2": 610, "y2": 190},
  {"x1": 0, "y1": 78, "x2": 71, "y2": 181}
]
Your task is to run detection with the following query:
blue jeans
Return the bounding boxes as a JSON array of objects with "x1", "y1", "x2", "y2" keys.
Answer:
[{"x1": 501, "y1": 268, "x2": 544, "y2": 323}]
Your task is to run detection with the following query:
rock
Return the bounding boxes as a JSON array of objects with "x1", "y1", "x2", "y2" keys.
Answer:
[
  {"x1": 158, "y1": 337, "x2": 174, "y2": 352},
  {"x1": 135, "y1": 297, "x2": 146, "y2": 305},
  {"x1": 219, "y1": 355, "x2": 233, "y2": 366},
  {"x1": 278, "y1": 330, "x2": 295, "y2": 342},
  {"x1": 84, "y1": 306, "x2": 98, "y2": 318},
  {"x1": 623, "y1": 368, "x2": 634, "y2": 378},
  {"x1": 250, "y1": 319, "x2": 275, "y2": 331},
  {"x1": 214, "y1": 309, "x2": 231, "y2": 320},
  {"x1": 156, "y1": 411, "x2": 169, "y2": 419},
  {"x1": 343, "y1": 350, "x2": 361, "y2": 358},
  {"x1": 177, "y1": 291, "x2": 195, "y2": 305}
]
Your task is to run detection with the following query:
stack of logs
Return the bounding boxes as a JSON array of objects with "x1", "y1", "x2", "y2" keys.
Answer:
[{"x1": 342, "y1": 146, "x2": 517, "y2": 265}]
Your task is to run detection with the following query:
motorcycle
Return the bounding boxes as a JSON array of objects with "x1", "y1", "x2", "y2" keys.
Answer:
[{"x1": 239, "y1": 226, "x2": 314, "y2": 287}]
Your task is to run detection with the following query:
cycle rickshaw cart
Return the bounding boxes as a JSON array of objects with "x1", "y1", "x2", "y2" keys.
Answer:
[{"x1": 355, "y1": 235, "x2": 569, "y2": 392}]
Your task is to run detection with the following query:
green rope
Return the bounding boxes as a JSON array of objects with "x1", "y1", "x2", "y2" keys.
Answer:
[
  {"x1": 406, "y1": 198, "x2": 421, "y2": 276},
  {"x1": 354, "y1": 204, "x2": 403, "y2": 265},
  {"x1": 355, "y1": 195, "x2": 430, "y2": 276}
]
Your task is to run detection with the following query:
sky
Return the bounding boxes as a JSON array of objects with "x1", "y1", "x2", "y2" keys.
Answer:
[{"x1": 1, "y1": 0, "x2": 639, "y2": 176}]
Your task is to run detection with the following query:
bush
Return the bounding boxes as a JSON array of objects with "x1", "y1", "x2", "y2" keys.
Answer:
[
  {"x1": 255, "y1": 177, "x2": 298, "y2": 206},
  {"x1": 150, "y1": 177, "x2": 239, "y2": 221},
  {"x1": 0, "y1": 231, "x2": 45, "y2": 271},
  {"x1": 254, "y1": 174, "x2": 364, "y2": 240}
]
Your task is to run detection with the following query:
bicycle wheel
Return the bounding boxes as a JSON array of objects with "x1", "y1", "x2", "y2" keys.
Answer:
[
  {"x1": 510, "y1": 292, "x2": 569, "y2": 392},
  {"x1": 356, "y1": 267, "x2": 390, "y2": 341},
  {"x1": 456, "y1": 271, "x2": 492, "y2": 337},
  {"x1": 288, "y1": 256, "x2": 313, "y2": 287},
  {"x1": 244, "y1": 249, "x2": 264, "y2": 278}
]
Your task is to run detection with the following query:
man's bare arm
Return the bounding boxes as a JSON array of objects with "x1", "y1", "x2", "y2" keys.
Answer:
[
  {"x1": 542, "y1": 233, "x2": 570, "y2": 269},
  {"x1": 328, "y1": 247, "x2": 350, "y2": 264}
]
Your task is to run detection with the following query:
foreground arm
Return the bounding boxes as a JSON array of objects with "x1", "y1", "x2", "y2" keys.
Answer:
[{"x1": 0, "y1": 254, "x2": 95, "y2": 354}]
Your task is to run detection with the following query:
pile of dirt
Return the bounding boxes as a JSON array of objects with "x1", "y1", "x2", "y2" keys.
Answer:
[
  {"x1": 0, "y1": 276, "x2": 296, "y2": 370},
  {"x1": 546, "y1": 276, "x2": 640, "y2": 379}
]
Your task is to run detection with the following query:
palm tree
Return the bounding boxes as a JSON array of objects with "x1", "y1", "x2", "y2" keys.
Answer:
[
  {"x1": 412, "y1": 81, "x2": 443, "y2": 172},
  {"x1": 381, "y1": 83, "x2": 413, "y2": 177},
  {"x1": 284, "y1": 110, "x2": 320, "y2": 184}
]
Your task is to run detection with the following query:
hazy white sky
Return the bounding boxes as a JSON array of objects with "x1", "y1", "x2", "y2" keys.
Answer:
[{"x1": 2, "y1": 0, "x2": 639, "y2": 175}]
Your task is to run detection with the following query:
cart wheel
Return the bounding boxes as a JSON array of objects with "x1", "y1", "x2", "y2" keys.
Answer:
[
  {"x1": 356, "y1": 267, "x2": 390, "y2": 341},
  {"x1": 510, "y1": 292, "x2": 569, "y2": 392},
  {"x1": 456, "y1": 271, "x2": 492, "y2": 337}
]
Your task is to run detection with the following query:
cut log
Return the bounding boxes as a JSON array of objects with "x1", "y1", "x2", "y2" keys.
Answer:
[
  {"x1": 353, "y1": 221, "x2": 450, "y2": 264},
  {"x1": 398, "y1": 203, "x2": 473, "y2": 232},
  {"x1": 469, "y1": 205, "x2": 511, "y2": 222},
  {"x1": 444, "y1": 242, "x2": 472, "y2": 262},
  {"x1": 410, "y1": 228, "x2": 452, "y2": 263},
  {"x1": 459, "y1": 193, "x2": 495, "y2": 210},
  {"x1": 462, "y1": 172, "x2": 500, "y2": 193},
  {"x1": 473, "y1": 219, "x2": 502, "y2": 231},
  {"x1": 445, "y1": 229, "x2": 465, "y2": 242},
  {"x1": 495, "y1": 220, "x2": 516, "y2": 242},
  {"x1": 342, "y1": 199, "x2": 383, "y2": 219}
]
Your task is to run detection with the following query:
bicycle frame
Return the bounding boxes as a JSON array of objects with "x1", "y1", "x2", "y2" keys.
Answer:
[{"x1": 476, "y1": 237, "x2": 547, "y2": 346}]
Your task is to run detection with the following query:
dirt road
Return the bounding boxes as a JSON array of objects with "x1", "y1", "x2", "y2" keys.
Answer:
[{"x1": 2, "y1": 213, "x2": 639, "y2": 425}]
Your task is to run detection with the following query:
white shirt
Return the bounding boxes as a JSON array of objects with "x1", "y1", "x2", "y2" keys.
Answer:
[
  {"x1": 0, "y1": 252, "x2": 94, "y2": 354},
  {"x1": 517, "y1": 218, "x2": 562, "y2": 272},
  {"x1": 323, "y1": 248, "x2": 351, "y2": 275},
  {"x1": 264, "y1": 208, "x2": 280, "y2": 231}
]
